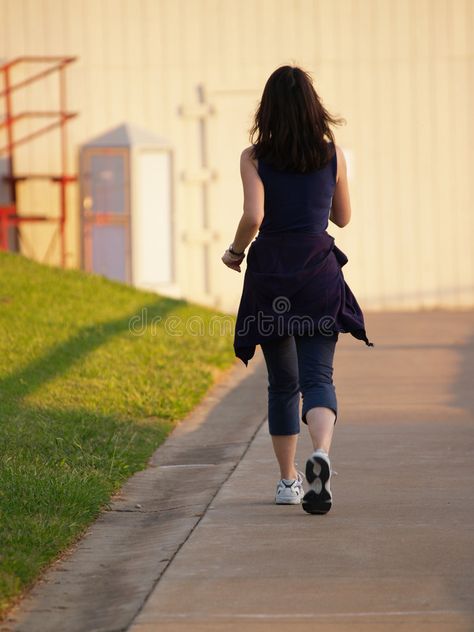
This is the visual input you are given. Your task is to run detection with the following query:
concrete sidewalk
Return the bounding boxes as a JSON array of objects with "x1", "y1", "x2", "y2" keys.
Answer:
[
  {"x1": 130, "y1": 310, "x2": 474, "y2": 632},
  {"x1": 7, "y1": 310, "x2": 474, "y2": 631}
]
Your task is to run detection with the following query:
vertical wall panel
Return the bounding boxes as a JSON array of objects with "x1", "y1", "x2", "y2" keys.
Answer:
[{"x1": 0, "y1": 0, "x2": 472, "y2": 309}]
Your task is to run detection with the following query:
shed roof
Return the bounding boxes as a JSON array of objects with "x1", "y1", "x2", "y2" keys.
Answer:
[{"x1": 82, "y1": 123, "x2": 170, "y2": 148}]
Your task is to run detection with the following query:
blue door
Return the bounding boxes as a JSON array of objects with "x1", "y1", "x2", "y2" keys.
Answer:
[{"x1": 81, "y1": 149, "x2": 131, "y2": 283}]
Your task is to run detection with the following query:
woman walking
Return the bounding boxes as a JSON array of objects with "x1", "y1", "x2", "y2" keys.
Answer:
[{"x1": 222, "y1": 65, "x2": 373, "y2": 515}]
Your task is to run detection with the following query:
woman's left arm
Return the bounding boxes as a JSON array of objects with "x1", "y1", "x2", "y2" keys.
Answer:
[{"x1": 221, "y1": 147, "x2": 264, "y2": 272}]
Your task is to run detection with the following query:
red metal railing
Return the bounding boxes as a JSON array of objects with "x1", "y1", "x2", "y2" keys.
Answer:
[{"x1": 0, "y1": 56, "x2": 78, "y2": 266}]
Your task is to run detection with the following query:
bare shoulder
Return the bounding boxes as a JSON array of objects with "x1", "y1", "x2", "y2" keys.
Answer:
[
  {"x1": 241, "y1": 145, "x2": 258, "y2": 170},
  {"x1": 334, "y1": 144, "x2": 347, "y2": 182},
  {"x1": 334, "y1": 144, "x2": 346, "y2": 163}
]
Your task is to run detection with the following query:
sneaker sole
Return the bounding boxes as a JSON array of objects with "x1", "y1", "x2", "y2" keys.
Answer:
[
  {"x1": 275, "y1": 496, "x2": 302, "y2": 505},
  {"x1": 302, "y1": 454, "x2": 332, "y2": 515}
]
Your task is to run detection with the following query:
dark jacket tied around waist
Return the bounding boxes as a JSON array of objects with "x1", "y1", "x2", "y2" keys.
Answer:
[{"x1": 233, "y1": 143, "x2": 374, "y2": 366}]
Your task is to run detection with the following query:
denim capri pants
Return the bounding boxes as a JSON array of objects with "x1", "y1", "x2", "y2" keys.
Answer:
[{"x1": 260, "y1": 332, "x2": 338, "y2": 436}]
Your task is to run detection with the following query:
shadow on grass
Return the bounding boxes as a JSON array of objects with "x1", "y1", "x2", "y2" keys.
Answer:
[
  {"x1": 0, "y1": 296, "x2": 191, "y2": 612},
  {"x1": 0, "y1": 296, "x2": 185, "y2": 402}
]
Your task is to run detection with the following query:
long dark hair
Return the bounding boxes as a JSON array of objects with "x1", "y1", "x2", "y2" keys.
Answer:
[{"x1": 249, "y1": 65, "x2": 346, "y2": 172}]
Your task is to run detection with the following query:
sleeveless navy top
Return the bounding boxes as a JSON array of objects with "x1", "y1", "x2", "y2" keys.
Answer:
[
  {"x1": 233, "y1": 143, "x2": 374, "y2": 366},
  {"x1": 257, "y1": 144, "x2": 337, "y2": 235}
]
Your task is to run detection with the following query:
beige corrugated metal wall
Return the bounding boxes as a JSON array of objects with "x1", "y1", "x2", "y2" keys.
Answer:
[{"x1": 0, "y1": 0, "x2": 473, "y2": 311}]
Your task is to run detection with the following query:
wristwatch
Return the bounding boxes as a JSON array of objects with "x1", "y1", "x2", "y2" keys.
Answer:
[{"x1": 229, "y1": 243, "x2": 245, "y2": 256}]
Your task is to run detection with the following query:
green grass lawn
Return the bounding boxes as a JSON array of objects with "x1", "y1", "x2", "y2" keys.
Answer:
[{"x1": 0, "y1": 251, "x2": 236, "y2": 616}]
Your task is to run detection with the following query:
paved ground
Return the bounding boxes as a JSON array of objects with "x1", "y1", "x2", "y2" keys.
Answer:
[{"x1": 6, "y1": 310, "x2": 474, "y2": 632}]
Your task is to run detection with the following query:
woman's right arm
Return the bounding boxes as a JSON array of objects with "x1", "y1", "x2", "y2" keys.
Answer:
[{"x1": 329, "y1": 145, "x2": 351, "y2": 228}]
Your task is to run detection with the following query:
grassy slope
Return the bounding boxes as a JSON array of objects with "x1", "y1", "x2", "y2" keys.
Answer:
[{"x1": 0, "y1": 251, "x2": 236, "y2": 615}]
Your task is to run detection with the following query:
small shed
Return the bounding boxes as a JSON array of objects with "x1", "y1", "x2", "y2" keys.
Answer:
[{"x1": 79, "y1": 122, "x2": 179, "y2": 296}]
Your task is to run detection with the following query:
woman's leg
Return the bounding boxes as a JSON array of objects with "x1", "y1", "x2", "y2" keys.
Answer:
[
  {"x1": 294, "y1": 332, "x2": 338, "y2": 454},
  {"x1": 305, "y1": 407, "x2": 335, "y2": 454},
  {"x1": 271, "y1": 435, "x2": 299, "y2": 480},
  {"x1": 260, "y1": 335, "x2": 301, "y2": 480},
  {"x1": 295, "y1": 332, "x2": 338, "y2": 514}
]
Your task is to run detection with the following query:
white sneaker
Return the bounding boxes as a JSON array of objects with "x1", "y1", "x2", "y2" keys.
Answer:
[
  {"x1": 275, "y1": 472, "x2": 304, "y2": 504},
  {"x1": 302, "y1": 449, "x2": 333, "y2": 515}
]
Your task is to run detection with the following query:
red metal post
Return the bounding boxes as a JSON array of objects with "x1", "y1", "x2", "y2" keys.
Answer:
[
  {"x1": 2, "y1": 64, "x2": 19, "y2": 250},
  {"x1": 59, "y1": 62, "x2": 68, "y2": 267},
  {"x1": 3, "y1": 66, "x2": 16, "y2": 206},
  {"x1": 0, "y1": 56, "x2": 77, "y2": 263}
]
